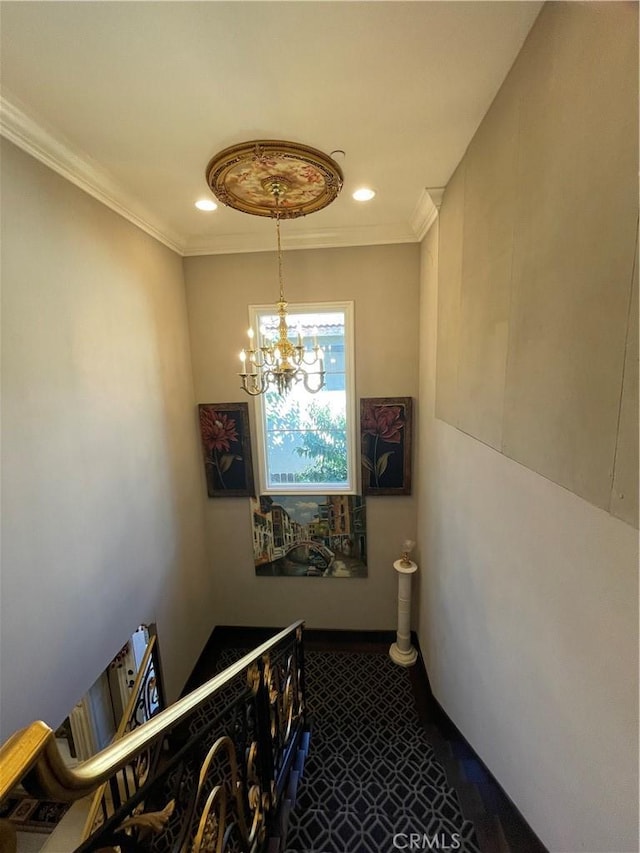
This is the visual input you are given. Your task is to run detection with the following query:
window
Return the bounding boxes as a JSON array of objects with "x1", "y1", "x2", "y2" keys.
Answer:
[{"x1": 250, "y1": 301, "x2": 356, "y2": 495}]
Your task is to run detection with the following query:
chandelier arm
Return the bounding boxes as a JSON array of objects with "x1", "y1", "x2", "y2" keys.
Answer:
[
  {"x1": 301, "y1": 369, "x2": 326, "y2": 394},
  {"x1": 299, "y1": 350, "x2": 322, "y2": 367},
  {"x1": 240, "y1": 369, "x2": 270, "y2": 396},
  {"x1": 240, "y1": 376, "x2": 258, "y2": 396},
  {"x1": 249, "y1": 348, "x2": 268, "y2": 369}
]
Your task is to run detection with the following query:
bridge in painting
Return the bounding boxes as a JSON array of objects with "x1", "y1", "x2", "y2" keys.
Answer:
[{"x1": 284, "y1": 540, "x2": 335, "y2": 568}]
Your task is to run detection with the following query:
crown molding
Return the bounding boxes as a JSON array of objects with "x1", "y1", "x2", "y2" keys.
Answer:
[
  {"x1": 184, "y1": 223, "x2": 419, "y2": 256},
  {"x1": 0, "y1": 95, "x2": 184, "y2": 254},
  {"x1": 1, "y1": 94, "x2": 432, "y2": 257},
  {"x1": 411, "y1": 187, "x2": 445, "y2": 241}
]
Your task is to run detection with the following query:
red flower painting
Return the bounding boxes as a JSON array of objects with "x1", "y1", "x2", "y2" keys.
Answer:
[
  {"x1": 360, "y1": 398, "x2": 412, "y2": 494},
  {"x1": 198, "y1": 404, "x2": 254, "y2": 496},
  {"x1": 200, "y1": 409, "x2": 239, "y2": 453},
  {"x1": 361, "y1": 404, "x2": 404, "y2": 444}
]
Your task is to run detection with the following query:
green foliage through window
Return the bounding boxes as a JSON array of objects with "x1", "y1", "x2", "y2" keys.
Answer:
[{"x1": 266, "y1": 394, "x2": 347, "y2": 484}]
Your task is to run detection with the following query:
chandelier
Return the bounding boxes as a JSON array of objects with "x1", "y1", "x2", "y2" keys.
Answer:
[{"x1": 205, "y1": 140, "x2": 343, "y2": 396}]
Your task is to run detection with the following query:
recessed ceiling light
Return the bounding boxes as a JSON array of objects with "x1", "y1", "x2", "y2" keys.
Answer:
[
  {"x1": 195, "y1": 199, "x2": 217, "y2": 211},
  {"x1": 352, "y1": 188, "x2": 376, "y2": 202}
]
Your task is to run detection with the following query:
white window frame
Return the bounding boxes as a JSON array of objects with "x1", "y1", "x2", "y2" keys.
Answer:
[{"x1": 249, "y1": 300, "x2": 357, "y2": 496}]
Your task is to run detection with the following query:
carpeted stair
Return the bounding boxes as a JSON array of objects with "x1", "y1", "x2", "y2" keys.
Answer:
[
  {"x1": 202, "y1": 641, "x2": 545, "y2": 853},
  {"x1": 282, "y1": 651, "x2": 482, "y2": 853}
]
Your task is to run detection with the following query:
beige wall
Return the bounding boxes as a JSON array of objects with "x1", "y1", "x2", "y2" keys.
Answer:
[
  {"x1": 184, "y1": 244, "x2": 419, "y2": 628},
  {"x1": 435, "y1": 1, "x2": 638, "y2": 525},
  {"x1": 0, "y1": 140, "x2": 210, "y2": 740},
  {"x1": 418, "y1": 4, "x2": 639, "y2": 850}
]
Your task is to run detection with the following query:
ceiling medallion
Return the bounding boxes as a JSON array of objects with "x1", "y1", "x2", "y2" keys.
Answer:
[{"x1": 205, "y1": 139, "x2": 343, "y2": 218}]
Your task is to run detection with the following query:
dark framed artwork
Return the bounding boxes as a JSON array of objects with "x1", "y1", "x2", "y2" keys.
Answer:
[
  {"x1": 198, "y1": 403, "x2": 255, "y2": 497},
  {"x1": 360, "y1": 397, "x2": 412, "y2": 495}
]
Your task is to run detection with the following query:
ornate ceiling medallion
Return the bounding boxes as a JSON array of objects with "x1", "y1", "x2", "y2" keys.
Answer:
[{"x1": 206, "y1": 139, "x2": 343, "y2": 218}]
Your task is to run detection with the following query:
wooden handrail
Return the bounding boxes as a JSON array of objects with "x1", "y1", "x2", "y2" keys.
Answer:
[
  {"x1": 0, "y1": 721, "x2": 53, "y2": 800},
  {"x1": 0, "y1": 620, "x2": 304, "y2": 803}
]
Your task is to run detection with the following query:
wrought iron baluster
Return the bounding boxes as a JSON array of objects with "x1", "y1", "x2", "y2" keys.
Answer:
[
  {"x1": 251, "y1": 656, "x2": 276, "y2": 800},
  {"x1": 108, "y1": 775, "x2": 122, "y2": 812},
  {"x1": 63, "y1": 623, "x2": 307, "y2": 853}
]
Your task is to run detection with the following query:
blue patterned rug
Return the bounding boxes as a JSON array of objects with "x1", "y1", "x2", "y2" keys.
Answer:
[{"x1": 284, "y1": 650, "x2": 481, "y2": 853}]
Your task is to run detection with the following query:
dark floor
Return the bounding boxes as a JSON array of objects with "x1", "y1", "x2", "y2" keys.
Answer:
[{"x1": 184, "y1": 626, "x2": 547, "y2": 853}]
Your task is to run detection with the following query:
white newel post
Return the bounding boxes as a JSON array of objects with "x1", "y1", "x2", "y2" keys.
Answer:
[{"x1": 389, "y1": 557, "x2": 418, "y2": 667}]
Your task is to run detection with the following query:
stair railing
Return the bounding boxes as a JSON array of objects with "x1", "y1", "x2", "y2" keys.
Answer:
[
  {"x1": 80, "y1": 631, "x2": 163, "y2": 840},
  {"x1": 0, "y1": 620, "x2": 306, "y2": 852}
]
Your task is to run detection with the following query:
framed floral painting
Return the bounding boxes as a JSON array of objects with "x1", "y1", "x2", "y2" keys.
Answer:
[
  {"x1": 198, "y1": 403, "x2": 255, "y2": 497},
  {"x1": 360, "y1": 397, "x2": 412, "y2": 495}
]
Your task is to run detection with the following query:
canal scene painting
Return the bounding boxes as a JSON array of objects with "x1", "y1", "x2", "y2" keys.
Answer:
[{"x1": 251, "y1": 495, "x2": 367, "y2": 578}]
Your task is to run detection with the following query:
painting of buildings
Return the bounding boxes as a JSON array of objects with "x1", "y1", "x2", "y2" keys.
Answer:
[{"x1": 251, "y1": 495, "x2": 367, "y2": 578}]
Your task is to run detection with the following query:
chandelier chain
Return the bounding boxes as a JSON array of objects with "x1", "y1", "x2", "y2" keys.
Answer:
[{"x1": 275, "y1": 205, "x2": 285, "y2": 304}]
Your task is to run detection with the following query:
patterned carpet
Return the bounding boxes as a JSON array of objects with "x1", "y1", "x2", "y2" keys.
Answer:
[{"x1": 284, "y1": 651, "x2": 481, "y2": 853}]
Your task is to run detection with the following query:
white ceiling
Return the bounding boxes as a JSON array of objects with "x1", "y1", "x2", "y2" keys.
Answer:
[{"x1": 0, "y1": 1, "x2": 542, "y2": 256}]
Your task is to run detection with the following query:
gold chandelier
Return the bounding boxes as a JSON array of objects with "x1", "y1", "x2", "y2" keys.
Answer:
[{"x1": 205, "y1": 140, "x2": 343, "y2": 396}]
